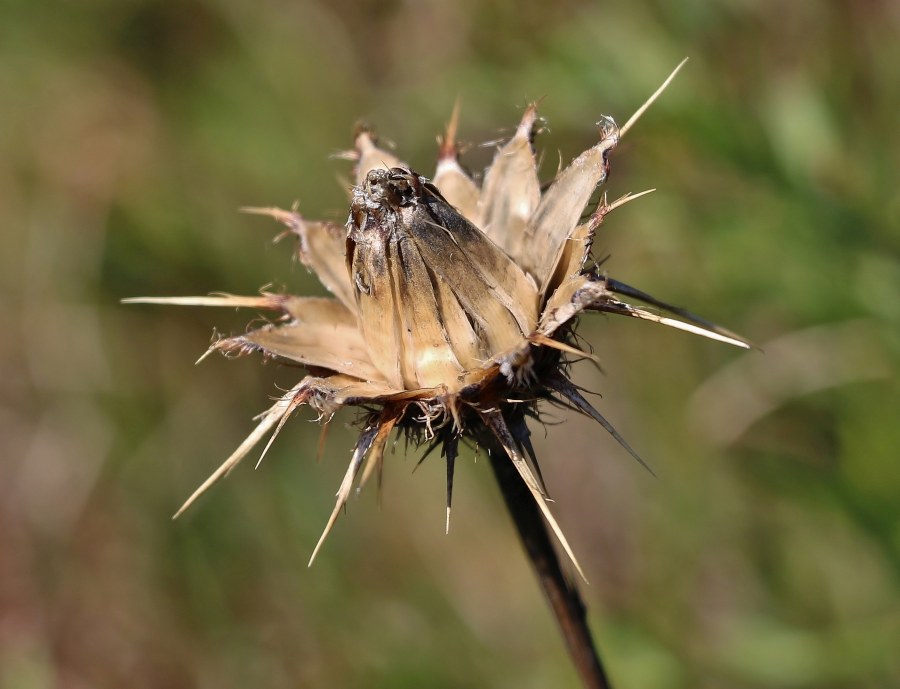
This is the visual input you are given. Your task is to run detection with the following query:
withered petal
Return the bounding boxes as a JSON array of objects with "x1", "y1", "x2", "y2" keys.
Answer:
[
  {"x1": 210, "y1": 297, "x2": 384, "y2": 382},
  {"x1": 348, "y1": 231, "x2": 405, "y2": 389},
  {"x1": 415, "y1": 187, "x2": 539, "y2": 337},
  {"x1": 431, "y1": 276, "x2": 485, "y2": 370},
  {"x1": 217, "y1": 321, "x2": 384, "y2": 382},
  {"x1": 542, "y1": 219, "x2": 594, "y2": 302},
  {"x1": 433, "y1": 102, "x2": 481, "y2": 223},
  {"x1": 242, "y1": 207, "x2": 356, "y2": 310},
  {"x1": 539, "y1": 274, "x2": 593, "y2": 336},
  {"x1": 349, "y1": 167, "x2": 537, "y2": 386},
  {"x1": 433, "y1": 157, "x2": 481, "y2": 224},
  {"x1": 541, "y1": 189, "x2": 657, "y2": 301},
  {"x1": 479, "y1": 104, "x2": 541, "y2": 259},
  {"x1": 528, "y1": 128, "x2": 618, "y2": 287},
  {"x1": 392, "y1": 236, "x2": 465, "y2": 389}
]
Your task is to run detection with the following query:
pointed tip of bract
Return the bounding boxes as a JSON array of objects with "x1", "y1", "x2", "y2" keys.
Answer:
[
  {"x1": 619, "y1": 57, "x2": 689, "y2": 139},
  {"x1": 352, "y1": 128, "x2": 405, "y2": 186},
  {"x1": 601, "y1": 189, "x2": 656, "y2": 217},
  {"x1": 438, "y1": 98, "x2": 462, "y2": 161},
  {"x1": 194, "y1": 348, "x2": 214, "y2": 365},
  {"x1": 480, "y1": 410, "x2": 588, "y2": 583},
  {"x1": 240, "y1": 205, "x2": 302, "y2": 232},
  {"x1": 516, "y1": 102, "x2": 540, "y2": 139},
  {"x1": 307, "y1": 421, "x2": 383, "y2": 568},
  {"x1": 308, "y1": 495, "x2": 343, "y2": 569},
  {"x1": 170, "y1": 381, "x2": 309, "y2": 521},
  {"x1": 547, "y1": 374, "x2": 656, "y2": 477},
  {"x1": 354, "y1": 128, "x2": 376, "y2": 152},
  {"x1": 352, "y1": 120, "x2": 377, "y2": 145},
  {"x1": 307, "y1": 521, "x2": 333, "y2": 568}
]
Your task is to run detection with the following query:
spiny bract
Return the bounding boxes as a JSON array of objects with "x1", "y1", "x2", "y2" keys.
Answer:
[{"x1": 127, "y1": 62, "x2": 748, "y2": 579}]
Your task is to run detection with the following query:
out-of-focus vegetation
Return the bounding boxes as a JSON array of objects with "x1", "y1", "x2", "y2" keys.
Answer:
[{"x1": 2, "y1": 1, "x2": 898, "y2": 687}]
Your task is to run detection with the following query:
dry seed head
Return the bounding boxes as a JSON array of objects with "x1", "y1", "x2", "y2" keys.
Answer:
[{"x1": 125, "y1": 61, "x2": 749, "y2": 579}]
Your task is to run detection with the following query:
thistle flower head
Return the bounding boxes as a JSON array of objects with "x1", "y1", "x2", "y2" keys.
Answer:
[{"x1": 127, "y1": 61, "x2": 748, "y2": 578}]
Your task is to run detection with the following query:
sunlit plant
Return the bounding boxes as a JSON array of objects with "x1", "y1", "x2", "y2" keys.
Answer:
[{"x1": 127, "y1": 59, "x2": 747, "y2": 688}]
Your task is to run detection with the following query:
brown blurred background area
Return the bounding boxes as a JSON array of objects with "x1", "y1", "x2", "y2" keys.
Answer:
[{"x1": 2, "y1": 1, "x2": 899, "y2": 687}]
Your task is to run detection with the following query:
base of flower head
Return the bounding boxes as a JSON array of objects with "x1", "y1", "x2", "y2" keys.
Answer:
[{"x1": 167, "y1": 319, "x2": 662, "y2": 580}]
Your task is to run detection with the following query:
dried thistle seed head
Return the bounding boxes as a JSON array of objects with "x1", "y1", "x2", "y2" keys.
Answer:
[
  {"x1": 348, "y1": 166, "x2": 537, "y2": 390},
  {"x1": 125, "y1": 60, "x2": 750, "y2": 578}
]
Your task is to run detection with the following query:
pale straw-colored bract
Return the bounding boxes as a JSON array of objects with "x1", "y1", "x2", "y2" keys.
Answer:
[{"x1": 126, "y1": 59, "x2": 748, "y2": 580}]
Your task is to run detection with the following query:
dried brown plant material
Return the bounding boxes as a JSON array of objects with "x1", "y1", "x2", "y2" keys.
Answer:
[{"x1": 125, "y1": 60, "x2": 748, "y2": 581}]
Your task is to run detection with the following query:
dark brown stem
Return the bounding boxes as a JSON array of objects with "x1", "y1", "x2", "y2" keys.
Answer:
[{"x1": 485, "y1": 433, "x2": 613, "y2": 689}]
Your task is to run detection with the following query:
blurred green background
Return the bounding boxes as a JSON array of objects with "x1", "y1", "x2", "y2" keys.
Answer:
[{"x1": 2, "y1": 1, "x2": 898, "y2": 687}]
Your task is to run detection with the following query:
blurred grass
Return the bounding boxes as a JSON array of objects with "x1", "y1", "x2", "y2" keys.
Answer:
[{"x1": 1, "y1": 1, "x2": 898, "y2": 687}]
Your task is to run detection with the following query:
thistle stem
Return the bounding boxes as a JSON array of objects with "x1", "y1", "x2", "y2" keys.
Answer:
[{"x1": 486, "y1": 434, "x2": 613, "y2": 689}]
